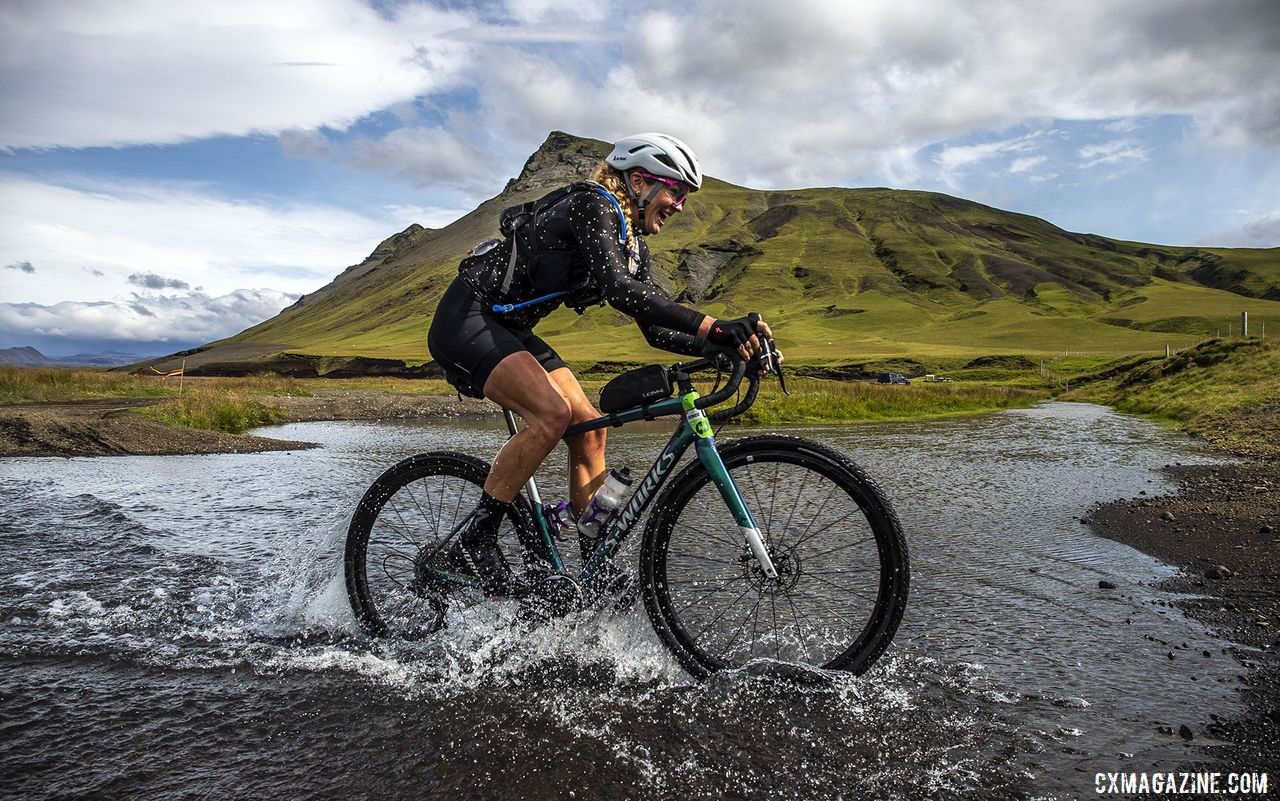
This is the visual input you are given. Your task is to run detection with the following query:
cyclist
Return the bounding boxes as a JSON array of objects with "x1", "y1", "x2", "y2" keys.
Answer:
[{"x1": 427, "y1": 132, "x2": 773, "y2": 595}]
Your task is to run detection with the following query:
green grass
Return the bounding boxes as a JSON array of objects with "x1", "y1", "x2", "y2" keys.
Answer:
[
  {"x1": 0, "y1": 366, "x2": 314, "y2": 405},
  {"x1": 1065, "y1": 338, "x2": 1279, "y2": 421},
  {"x1": 295, "y1": 376, "x2": 457, "y2": 395},
  {"x1": 1, "y1": 365, "x2": 175, "y2": 403},
  {"x1": 135, "y1": 391, "x2": 287, "y2": 434},
  {"x1": 1063, "y1": 338, "x2": 1280, "y2": 455},
  {"x1": 735, "y1": 376, "x2": 1047, "y2": 424}
]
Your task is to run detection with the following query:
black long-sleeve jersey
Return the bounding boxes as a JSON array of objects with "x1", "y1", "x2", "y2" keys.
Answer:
[{"x1": 457, "y1": 186, "x2": 704, "y2": 354}]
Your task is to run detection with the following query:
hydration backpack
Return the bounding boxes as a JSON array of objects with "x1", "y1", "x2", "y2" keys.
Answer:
[{"x1": 487, "y1": 181, "x2": 630, "y2": 315}]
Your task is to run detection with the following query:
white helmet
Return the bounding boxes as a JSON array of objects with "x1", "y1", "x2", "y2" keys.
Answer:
[{"x1": 606, "y1": 132, "x2": 703, "y2": 190}]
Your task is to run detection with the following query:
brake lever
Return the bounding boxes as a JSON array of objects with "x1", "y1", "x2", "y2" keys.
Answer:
[
  {"x1": 767, "y1": 337, "x2": 789, "y2": 395},
  {"x1": 746, "y1": 312, "x2": 788, "y2": 396}
]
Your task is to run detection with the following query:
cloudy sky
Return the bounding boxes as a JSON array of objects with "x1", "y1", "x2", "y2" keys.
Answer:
[{"x1": 2, "y1": 0, "x2": 1278, "y2": 356}]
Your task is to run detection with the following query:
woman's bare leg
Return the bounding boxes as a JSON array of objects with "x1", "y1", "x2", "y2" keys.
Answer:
[
  {"x1": 480, "y1": 352, "x2": 571, "y2": 502},
  {"x1": 547, "y1": 366, "x2": 607, "y2": 512}
]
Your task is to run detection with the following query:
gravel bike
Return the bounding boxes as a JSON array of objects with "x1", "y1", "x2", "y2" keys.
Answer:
[{"x1": 344, "y1": 327, "x2": 909, "y2": 678}]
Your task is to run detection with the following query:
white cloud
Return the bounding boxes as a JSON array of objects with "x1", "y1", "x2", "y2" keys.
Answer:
[
  {"x1": 501, "y1": 0, "x2": 609, "y2": 25},
  {"x1": 0, "y1": 173, "x2": 419, "y2": 305},
  {"x1": 279, "y1": 129, "x2": 338, "y2": 160},
  {"x1": 523, "y1": 0, "x2": 1279, "y2": 189},
  {"x1": 346, "y1": 124, "x2": 506, "y2": 194},
  {"x1": 932, "y1": 135, "x2": 1042, "y2": 188},
  {"x1": 1009, "y1": 156, "x2": 1048, "y2": 173},
  {"x1": 1103, "y1": 118, "x2": 1147, "y2": 133},
  {"x1": 1078, "y1": 139, "x2": 1151, "y2": 168},
  {"x1": 0, "y1": 0, "x2": 474, "y2": 149},
  {"x1": 1195, "y1": 211, "x2": 1280, "y2": 247},
  {"x1": 8, "y1": 0, "x2": 1277, "y2": 193},
  {"x1": 128, "y1": 272, "x2": 189, "y2": 290},
  {"x1": 0, "y1": 289, "x2": 297, "y2": 347}
]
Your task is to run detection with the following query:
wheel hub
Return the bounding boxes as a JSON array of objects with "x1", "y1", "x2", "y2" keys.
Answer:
[{"x1": 743, "y1": 546, "x2": 801, "y2": 593}]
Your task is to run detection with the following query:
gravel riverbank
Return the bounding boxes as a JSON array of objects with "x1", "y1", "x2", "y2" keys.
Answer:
[
  {"x1": 1089, "y1": 459, "x2": 1280, "y2": 772},
  {"x1": 0, "y1": 391, "x2": 494, "y2": 458}
]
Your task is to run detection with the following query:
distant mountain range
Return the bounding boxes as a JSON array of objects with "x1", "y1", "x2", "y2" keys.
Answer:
[
  {"x1": 0, "y1": 346, "x2": 148, "y2": 368},
  {"x1": 134, "y1": 131, "x2": 1279, "y2": 373}
]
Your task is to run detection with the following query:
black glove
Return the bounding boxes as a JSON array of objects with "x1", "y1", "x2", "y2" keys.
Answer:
[{"x1": 706, "y1": 316, "x2": 758, "y2": 348}]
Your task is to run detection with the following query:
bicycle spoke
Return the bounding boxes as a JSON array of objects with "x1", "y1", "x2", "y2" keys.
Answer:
[
  {"x1": 790, "y1": 506, "x2": 864, "y2": 551},
  {"x1": 778, "y1": 467, "x2": 812, "y2": 540},
  {"x1": 671, "y1": 515, "x2": 740, "y2": 551},
  {"x1": 662, "y1": 548, "x2": 740, "y2": 568},
  {"x1": 387, "y1": 502, "x2": 423, "y2": 550},
  {"x1": 672, "y1": 576, "x2": 748, "y2": 618},
  {"x1": 717, "y1": 590, "x2": 762, "y2": 660},
  {"x1": 790, "y1": 587, "x2": 876, "y2": 631},
  {"x1": 802, "y1": 531, "x2": 876, "y2": 561},
  {"x1": 801, "y1": 571, "x2": 880, "y2": 603},
  {"x1": 404, "y1": 480, "x2": 441, "y2": 538},
  {"x1": 786, "y1": 480, "x2": 840, "y2": 548},
  {"x1": 691, "y1": 583, "x2": 756, "y2": 643},
  {"x1": 767, "y1": 461, "x2": 781, "y2": 544},
  {"x1": 781, "y1": 592, "x2": 818, "y2": 659}
]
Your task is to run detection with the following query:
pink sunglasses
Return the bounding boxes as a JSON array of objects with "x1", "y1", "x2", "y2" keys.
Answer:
[{"x1": 637, "y1": 171, "x2": 690, "y2": 209}]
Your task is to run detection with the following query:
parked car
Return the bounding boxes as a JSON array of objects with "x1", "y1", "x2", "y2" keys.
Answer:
[{"x1": 877, "y1": 372, "x2": 911, "y2": 385}]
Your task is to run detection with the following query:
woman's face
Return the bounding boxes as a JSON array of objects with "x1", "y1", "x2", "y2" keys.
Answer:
[{"x1": 629, "y1": 171, "x2": 688, "y2": 235}]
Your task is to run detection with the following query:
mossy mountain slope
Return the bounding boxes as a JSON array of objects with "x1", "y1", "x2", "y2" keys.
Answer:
[{"x1": 216, "y1": 132, "x2": 1279, "y2": 364}]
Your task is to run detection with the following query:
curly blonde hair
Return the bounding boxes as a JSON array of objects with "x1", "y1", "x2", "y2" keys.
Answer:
[{"x1": 590, "y1": 161, "x2": 640, "y2": 261}]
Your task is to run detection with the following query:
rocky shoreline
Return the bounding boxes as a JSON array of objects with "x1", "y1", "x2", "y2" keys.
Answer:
[
  {"x1": 0, "y1": 392, "x2": 494, "y2": 458},
  {"x1": 1089, "y1": 460, "x2": 1280, "y2": 772}
]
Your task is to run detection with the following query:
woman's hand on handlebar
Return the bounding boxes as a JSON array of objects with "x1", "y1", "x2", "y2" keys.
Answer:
[{"x1": 705, "y1": 315, "x2": 775, "y2": 364}]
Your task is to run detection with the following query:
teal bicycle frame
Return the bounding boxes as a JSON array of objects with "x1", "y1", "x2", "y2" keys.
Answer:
[
  {"x1": 534, "y1": 387, "x2": 776, "y2": 587},
  {"x1": 424, "y1": 348, "x2": 780, "y2": 593}
]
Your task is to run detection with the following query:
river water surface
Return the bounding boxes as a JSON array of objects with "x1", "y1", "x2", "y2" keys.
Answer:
[{"x1": 0, "y1": 402, "x2": 1240, "y2": 799}]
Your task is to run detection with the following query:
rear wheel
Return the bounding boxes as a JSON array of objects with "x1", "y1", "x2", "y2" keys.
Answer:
[
  {"x1": 640, "y1": 435, "x2": 909, "y2": 677},
  {"x1": 344, "y1": 451, "x2": 543, "y2": 638}
]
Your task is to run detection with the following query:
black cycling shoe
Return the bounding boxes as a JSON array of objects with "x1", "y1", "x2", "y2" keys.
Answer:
[{"x1": 453, "y1": 506, "x2": 517, "y2": 596}]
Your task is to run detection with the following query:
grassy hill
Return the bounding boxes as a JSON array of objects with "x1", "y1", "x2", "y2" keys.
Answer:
[
  {"x1": 160, "y1": 131, "x2": 1279, "y2": 371},
  {"x1": 1062, "y1": 338, "x2": 1280, "y2": 459}
]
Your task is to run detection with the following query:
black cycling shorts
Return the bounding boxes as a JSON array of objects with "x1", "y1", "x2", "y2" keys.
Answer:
[{"x1": 427, "y1": 277, "x2": 567, "y2": 398}]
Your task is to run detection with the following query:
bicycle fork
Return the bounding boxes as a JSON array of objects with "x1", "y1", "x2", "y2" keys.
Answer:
[{"x1": 682, "y1": 395, "x2": 779, "y2": 579}]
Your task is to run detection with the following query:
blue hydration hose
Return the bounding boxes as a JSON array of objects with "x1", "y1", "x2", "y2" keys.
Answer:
[{"x1": 491, "y1": 187, "x2": 628, "y2": 315}]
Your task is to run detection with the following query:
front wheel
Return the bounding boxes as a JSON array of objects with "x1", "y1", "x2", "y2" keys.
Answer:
[{"x1": 640, "y1": 435, "x2": 909, "y2": 677}]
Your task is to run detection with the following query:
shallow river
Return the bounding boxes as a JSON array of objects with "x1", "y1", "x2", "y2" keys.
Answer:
[{"x1": 0, "y1": 402, "x2": 1240, "y2": 799}]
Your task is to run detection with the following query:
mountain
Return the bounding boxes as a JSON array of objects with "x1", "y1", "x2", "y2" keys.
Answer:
[
  {"x1": 0, "y1": 346, "x2": 52, "y2": 366},
  {"x1": 1, "y1": 347, "x2": 150, "y2": 367},
  {"x1": 144, "y1": 131, "x2": 1280, "y2": 372}
]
